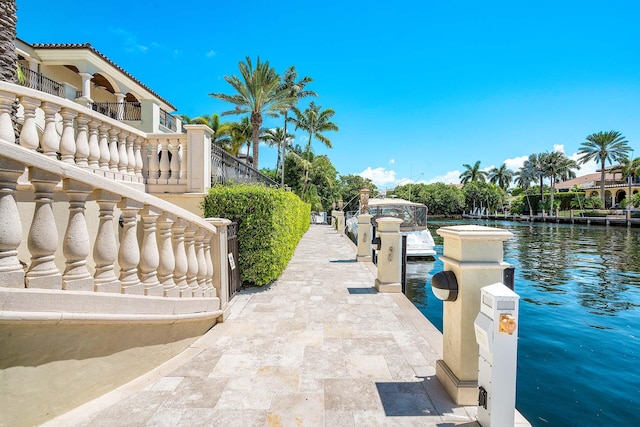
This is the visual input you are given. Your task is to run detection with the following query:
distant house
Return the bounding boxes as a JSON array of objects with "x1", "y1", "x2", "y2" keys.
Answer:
[{"x1": 556, "y1": 167, "x2": 639, "y2": 207}]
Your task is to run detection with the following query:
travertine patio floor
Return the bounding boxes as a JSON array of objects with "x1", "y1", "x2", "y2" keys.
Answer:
[{"x1": 46, "y1": 224, "x2": 529, "y2": 426}]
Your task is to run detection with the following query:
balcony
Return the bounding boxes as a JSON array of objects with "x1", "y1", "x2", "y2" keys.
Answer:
[
  {"x1": 160, "y1": 107, "x2": 177, "y2": 131},
  {"x1": 20, "y1": 67, "x2": 65, "y2": 98},
  {"x1": 91, "y1": 101, "x2": 142, "y2": 121},
  {"x1": 211, "y1": 144, "x2": 277, "y2": 186}
]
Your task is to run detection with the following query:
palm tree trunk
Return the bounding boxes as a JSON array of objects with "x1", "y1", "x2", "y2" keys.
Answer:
[
  {"x1": 600, "y1": 159, "x2": 606, "y2": 207},
  {"x1": 251, "y1": 112, "x2": 261, "y2": 169},
  {"x1": 0, "y1": 1, "x2": 18, "y2": 84}
]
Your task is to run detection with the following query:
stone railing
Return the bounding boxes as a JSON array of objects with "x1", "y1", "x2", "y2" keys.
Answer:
[
  {"x1": 0, "y1": 140, "x2": 227, "y2": 307},
  {"x1": 211, "y1": 144, "x2": 277, "y2": 186}
]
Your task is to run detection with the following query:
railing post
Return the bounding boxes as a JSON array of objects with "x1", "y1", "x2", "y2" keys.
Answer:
[
  {"x1": 126, "y1": 133, "x2": 136, "y2": 177},
  {"x1": 97, "y1": 123, "x2": 110, "y2": 171},
  {"x1": 356, "y1": 213, "x2": 372, "y2": 262},
  {"x1": 184, "y1": 224, "x2": 201, "y2": 297},
  {"x1": 139, "y1": 205, "x2": 163, "y2": 296},
  {"x1": 172, "y1": 219, "x2": 191, "y2": 297},
  {"x1": 0, "y1": 91, "x2": 16, "y2": 143},
  {"x1": 195, "y1": 228, "x2": 209, "y2": 296},
  {"x1": 59, "y1": 108, "x2": 77, "y2": 164},
  {"x1": 335, "y1": 210, "x2": 345, "y2": 235},
  {"x1": 207, "y1": 217, "x2": 231, "y2": 320},
  {"x1": 61, "y1": 179, "x2": 94, "y2": 290},
  {"x1": 117, "y1": 130, "x2": 129, "y2": 175},
  {"x1": 148, "y1": 138, "x2": 160, "y2": 180},
  {"x1": 159, "y1": 139, "x2": 170, "y2": 180},
  {"x1": 108, "y1": 127, "x2": 120, "y2": 174},
  {"x1": 134, "y1": 136, "x2": 144, "y2": 181},
  {"x1": 40, "y1": 102, "x2": 61, "y2": 159},
  {"x1": 18, "y1": 96, "x2": 41, "y2": 150},
  {"x1": 169, "y1": 140, "x2": 180, "y2": 183},
  {"x1": 117, "y1": 198, "x2": 144, "y2": 294},
  {"x1": 373, "y1": 217, "x2": 403, "y2": 293},
  {"x1": 184, "y1": 124, "x2": 213, "y2": 192},
  {"x1": 25, "y1": 168, "x2": 62, "y2": 289},
  {"x1": 0, "y1": 158, "x2": 26, "y2": 287},
  {"x1": 75, "y1": 114, "x2": 90, "y2": 168},
  {"x1": 157, "y1": 213, "x2": 180, "y2": 297},
  {"x1": 204, "y1": 230, "x2": 216, "y2": 297},
  {"x1": 434, "y1": 225, "x2": 513, "y2": 405},
  {"x1": 93, "y1": 190, "x2": 121, "y2": 292}
]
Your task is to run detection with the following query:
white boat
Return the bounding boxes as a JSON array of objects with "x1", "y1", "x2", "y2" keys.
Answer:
[{"x1": 346, "y1": 197, "x2": 437, "y2": 258}]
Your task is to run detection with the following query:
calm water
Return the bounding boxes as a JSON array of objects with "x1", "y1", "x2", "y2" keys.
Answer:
[{"x1": 405, "y1": 219, "x2": 640, "y2": 427}]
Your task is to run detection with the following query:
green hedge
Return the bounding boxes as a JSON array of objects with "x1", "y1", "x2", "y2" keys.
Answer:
[{"x1": 202, "y1": 185, "x2": 310, "y2": 286}]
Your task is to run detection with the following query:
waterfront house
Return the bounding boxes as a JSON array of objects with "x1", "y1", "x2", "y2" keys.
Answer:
[{"x1": 556, "y1": 166, "x2": 640, "y2": 208}]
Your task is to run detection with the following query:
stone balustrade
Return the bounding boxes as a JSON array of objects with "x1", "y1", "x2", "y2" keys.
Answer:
[{"x1": 0, "y1": 139, "x2": 225, "y2": 308}]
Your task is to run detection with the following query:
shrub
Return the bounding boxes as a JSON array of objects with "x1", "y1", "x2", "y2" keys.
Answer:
[{"x1": 202, "y1": 184, "x2": 310, "y2": 286}]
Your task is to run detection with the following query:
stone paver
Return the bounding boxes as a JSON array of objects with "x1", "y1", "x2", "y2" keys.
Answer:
[{"x1": 46, "y1": 225, "x2": 482, "y2": 426}]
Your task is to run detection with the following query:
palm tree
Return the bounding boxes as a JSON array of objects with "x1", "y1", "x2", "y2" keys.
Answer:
[
  {"x1": 459, "y1": 161, "x2": 488, "y2": 185},
  {"x1": 278, "y1": 66, "x2": 317, "y2": 185},
  {"x1": 191, "y1": 113, "x2": 232, "y2": 148},
  {"x1": 289, "y1": 101, "x2": 338, "y2": 158},
  {"x1": 515, "y1": 164, "x2": 535, "y2": 214},
  {"x1": 0, "y1": 1, "x2": 17, "y2": 84},
  {"x1": 261, "y1": 127, "x2": 293, "y2": 179},
  {"x1": 488, "y1": 164, "x2": 514, "y2": 190},
  {"x1": 521, "y1": 153, "x2": 548, "y2": 202},
  {"x1": 615, "y1": 157, "x2": 640, "y2": 210},
  {"x1": 210, "y1": 57, "x2": 292, "y2": 170},
  {"x1": 578, "y1": 131, "x2": 630, "y2": 206},
  {"x1": 543, "y1": 151, "x2": 579, "y2": 214},
  {"x1": 226, "y1": 117, "x2": 253, "y2": 157}
]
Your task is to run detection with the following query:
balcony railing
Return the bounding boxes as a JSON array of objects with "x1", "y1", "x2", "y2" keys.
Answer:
[
  {"x1": 159, "y1": 108, "x2": 177, "y2": 131},
  {"x1": 91, "y1": 101, "x2": 142, "y2": 121},
  {"x1": 20, "y1": 67, "x2": 65, "y2": 98},
  {"x1": 211, "y1": 144, "x2": 277, "y2": 186}
]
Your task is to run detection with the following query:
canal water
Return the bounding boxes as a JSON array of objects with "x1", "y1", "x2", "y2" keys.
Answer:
[{"x1": 405, "y1": 219, "x2": 640, "y2": 427}]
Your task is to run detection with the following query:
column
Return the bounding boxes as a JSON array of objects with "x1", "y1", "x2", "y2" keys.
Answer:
[
  {"x1": 356, "y1": 213, "x2": 372, "y2": 262},
  {"x1": 148, "y1": 139, "x2": 160, "y2": 180},
  {"x1": 40, "y1": 102, "x2": 61, "y2": 159},
  {"x1": 159, "y1": 139, "x2": 170, "y2": 180},
  {"x1": 373, "y1": 217, "x2": 403, "y2": 293},
  {"x1": 184, "y1": 224, "x2": 200, "y2": 297},
  {"x1": 207, "y1": 218, "x2": 231, "y2": 319},
  {"x1": 195, "y1": 228, "x2": 209, "y2": 296},
  {"x1": 157, "y1": 213, "x2": 179, "y2": 297},
  {"x1": 434, "y1": 225, "x2": 513, "y2": 405},
  {"x1": 78, "y1": 72, "x2": 93, "y2": 100},
  {"x1": 169, "y1": 141, "x2": 180, "y2": 183},
  {"x1": 172, "y1": 219, "x2": 191, "y2": 297},
  {"x1": 97, "y1": 123, "x2": 110, "y2": 171},
  {"x1": 108, "y1": 128, "x2": 120, "y2": 173},
  {"x1": 117, "y1": 198, "x2": 144, "y2": 294},
  {"x1": 0, "y1": 159, "x2": 26, "y2": 287},
  {"x1": 25, "y1": 168, "x2": 61, "y2": 289},
  {"x1": 87, "y1": 119, "x2": 101, "y2": 170},
  {"x1": 93, "y1": 190, "x2": 121, "y2": 292},
  {"x1": 134, "y1": 136, "x2": 144, "y2": 181},
  {"x1": 204, "y1": 230, "x2": 216, "y2": 297},
  {"x1": 75, "y1": 114, "x2": 90, "y2": 168},
  {"x1": 114, "y1": 92, "x2": 125, "y2": 120},
  {"x1": 139, "y1": 206, "x2": 163, "y2": 296},
  {"x1": 126, "y1": 133, "x2": 136, "y2": 177},
  {"x1": 117, "y1": 130, "x2": 129, "y2": 175},
  {"x1": 18, "y1": 96, "x2": 41, "y2": 150},
  {"x1": 334, "y1": 210, "x2": 345, "y2": 235},
  {"x1": 59, "y1": 108, "x2": 78, "y2": 164},
  {"x1": 62, "y1": 179, "x2": 93, "y2": 291}
]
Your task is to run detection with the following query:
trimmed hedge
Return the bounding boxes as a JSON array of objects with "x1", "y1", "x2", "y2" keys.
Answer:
[{"x1": 202, "y1": 185, "x2": 310, "y2": 286}]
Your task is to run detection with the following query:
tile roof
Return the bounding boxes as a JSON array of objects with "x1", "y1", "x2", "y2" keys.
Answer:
[{"x1": 30, "y1": 42, "x2": 176, "y2": 111}]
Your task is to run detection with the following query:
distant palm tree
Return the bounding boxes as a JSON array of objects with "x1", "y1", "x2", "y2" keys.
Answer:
[
  {"x1": 543, "y1": 151, "x2": 579, "y2": 214},
  {"x1": 226, "y1": 117, "x2": 253, "y2": 158},
  {"x1": 261, "y1": 127, "x2": 293, "y2": 178},
  {"x1": 522, "y1": 153, "x2": 548, "y2": 202},
  {"x1": 515, "y1": 164, "x2": 535, "y2": 214},
  {"x1": 578, "y1": 131, "x2": 630, "y2": 206},
  {"x1": 615, "y1": 157, "x2": 640, "y2": 209},
  {"x1": 0, "y1": 1, "x2": 17, "y2": 84},
  {"x1": 210, "y1": 57, "x2": 292, "y2": 169},
  {"x1": 289, "y1": 101, "x2": 338, "y2": 158},
  {"x1": 459, "y1": 161, "x2": 488, "y2": 185},
  {"x1": 488, "y1": 163, "x2": 514, "y2": 190},
  {"x1": 191, "y1": 113, "x2": 231, "y2": 148},
  {"x1": 279, "y1": 66, "x2": 317, "y2": 185}
]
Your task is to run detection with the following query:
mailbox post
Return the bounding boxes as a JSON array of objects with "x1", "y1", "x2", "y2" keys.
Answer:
[{"x1": 474, "y1": 283, "x2": 520, "y2": 427}]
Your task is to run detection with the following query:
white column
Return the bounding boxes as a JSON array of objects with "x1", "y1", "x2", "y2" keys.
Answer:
[
  {"x1": 117, "y1": 130, "x2": 128, "y2": 175},
  {"x1": 0, "y1": 159, "x2": 26, "y2": 287},
  {"x1": 75, "y1": 114, "x2": 90, "y2": 168},
  {"x1": 117, "y1": 198, "x2": 144, "y2": 294},
  {"x1": 195, "y1": 227, "x2": 208, "y2": 296},
  {"x1": 25, "y1": 168, "x2": 62, "y2": 289},
  {"x1": 62, "y1": 179, "x2": 93, "y2": 291},
  {"x1": 93, "y1": 190, "x2": 121, "y2": 292},
  {"x1": 87, "y1": 119, "x2": 101, "y2": 170},
  {"x1": 108, "y1": 128, "x2": 120, "y2": 173},
  {"x1": 79, "y1": 72, "x2": 93, "y2": 100},
  {"x1": 185, "y1": 224, "x2": 200, "y2": 297},
  {"x1": 134, "y1": 136, "x2": 144, "y2": 181},
  {"x1": 148, "y1": 139, "x2": 160, "y2": 180},
  {"x1": 207, "y1": 218, "x2": 230, "y2": 319},
  {"x1": 204, "y1": 230, "x2": 216, "y2": 297},
  {"x1": 114, "y1": 92, "x2": 125, "y2": 120},
  {"x1": 157, "y1": 213, "x2": 179, "y2": 297},
  {"x1": 356, "y1": 213, "x2": 373, "y2": 262},
  {"x1": 18, "y1": 96, "x2": 41, "y2": 150},
  {"x1": 126, "y1": 133, "x2": 136, "y2": 176},
  {"x1": 97, "y1": 123, "x2": 110, "y2": 171},
  {"x1": 169, "y1": 141, "x2": 180, "y2": 183},
  {"x1": 159, "y1": 139, "x2": 170, "y2": 180},
  {"x1": 373, "y1": 217, "x2": 403, "y2": 293},
  {"x1": 184, "y1": 125, "x2": 212, "y2": 192},
  {"x1": 139, "y1": 206, "x2": 163, "y2": 296},
  {"x1": 172, "y1": 219, "x2": 190, "y2": 297},
  {"x1": 40, "y1": 102, "x2": 61, "y2": 159},
  {"x1": 59, "y1": 108, "x2": 77, "y2": 164}
]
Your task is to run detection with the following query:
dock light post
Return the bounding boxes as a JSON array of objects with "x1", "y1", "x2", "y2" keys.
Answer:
[{"x1": 431, "y1": 225, "x2": 513, "y2": 405}]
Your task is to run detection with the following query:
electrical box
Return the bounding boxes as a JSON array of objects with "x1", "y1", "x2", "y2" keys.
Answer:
[{"x1": 473, "y1": 282, "x2": 520, "y2": 427}]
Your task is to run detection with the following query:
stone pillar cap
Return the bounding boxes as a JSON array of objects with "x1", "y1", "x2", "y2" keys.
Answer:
[
  {"x1": 376, "y1": 217, "x2": 403, "y2": 231},
  {"x1": 437, "y1": 225, "x2": 513, "y2": 241}
]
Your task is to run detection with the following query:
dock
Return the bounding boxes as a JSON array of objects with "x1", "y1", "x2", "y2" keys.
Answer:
[{"x1": 45, "y1": 224, "x2": 530, "y2": 426}]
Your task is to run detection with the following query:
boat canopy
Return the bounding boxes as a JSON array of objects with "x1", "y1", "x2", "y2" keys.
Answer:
[{"x1": 365, "y1": 198, "x2": 428, "y2": 229}]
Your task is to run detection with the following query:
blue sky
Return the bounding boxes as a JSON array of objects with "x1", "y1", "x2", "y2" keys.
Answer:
[{"x1": 17, "y1": 0, "x2": 640, "y2": 189}]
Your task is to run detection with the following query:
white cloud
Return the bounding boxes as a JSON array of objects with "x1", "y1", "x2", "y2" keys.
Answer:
[
  {"x1": 206, "y1": 50, "x2": 216, "y2": 58},
  {"x1": 504, "y1": 155, "x2": 528, "y2": 171},
  {"x1": 109, "y1": 27, "x2": 149, "y2": 53},
  {"x1": 359, "y1": 167, "x2": 396, "y2": 187},
  {"x1": 427, "y1": 170, "x2": 461, "y2": 185},
  {"x1": 389, "y1": 158, "x2": 395, "y2": 165},
  {"x1": 553, "y1": 144, "x2": 565, "y2": 153},
  {"x1": 568, "y1": 151, "x2": 598, "y2": 175}
]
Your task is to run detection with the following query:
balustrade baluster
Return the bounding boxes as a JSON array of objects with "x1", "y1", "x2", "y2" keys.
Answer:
[
  {"x1": 195, "y1": 228, "x2": 208, "y2": 296},
  {"x1": 148, "y1": 139, "x2": 159, "y2": 180},
  {"x1": 179, "y1": 142, "x2": 187, "y2": 181},
  {"x1": 204, "y1": 231, "x2": 215, "y2": 297},
  {"x1": 93, "y1": 190, "x2": 120, "y2": 292},
  {"x1": 98, "y1": 124, "x2": 110, "y2": 171},
  {"x1": 75, "y1": 114, "x2": 90, "y2": 168},
  {"x1": 0, "y1": 159, "x2": 26, "y2": 287},
  {"x1": 169, "y1": 141, "x2": 180, "y2": 182},
  {"x1": 40, "y1": 102, "x2": 61, "y2": 159},
  {"x1": 25, "y1": 168, "x2": 61, "y2": 288},
  {"x1": 108, "y1": 128, "x2": 119, "y2": 173},
  {"x1": 126, "y1": 133, "x2": 136, "y2": 177},
  {"x1": 172, "y1": 219, "x2": 190, "y2": 297},
  {"x1": 157, "y1": 213, "x2": 179, "y2": 297},
  {"x1": 184, "y1": 224, "x2": 200, "y2": 296},
  {"x1": 18, "y1": 96, "x2": 41, "y2": 150},
  {"x1": 159, "y1": 139, "x2": 170, "y2": 180},
  {"x1": 117, "y1": 198, "x2": 144, "y2": 294},
  {"x1": 0, "y1": 91, "x2": 15, "y2": 143},
  {"x1": 62, "y1": 179, "x2": 93, "y2": 290},
  {"x1": 59, "y1": 108, "x2": 77, "y2": 164},
  {"x1": 134, "y1": 136, "x2": 144, "y2": 181},
  {"x1": 139, "y1": 206, "x2": 163, "y2": 296},
  {"x1": 117, "y1": 130, "x2": 128, "y2": 175},
  {"x1": 87, "y1": 119, "x2": 101, "y2": 170}
]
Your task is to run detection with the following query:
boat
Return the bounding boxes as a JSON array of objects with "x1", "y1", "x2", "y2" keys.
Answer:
[{"x1": 346, "y1": 197, "x2": 437, "y2": 258}]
